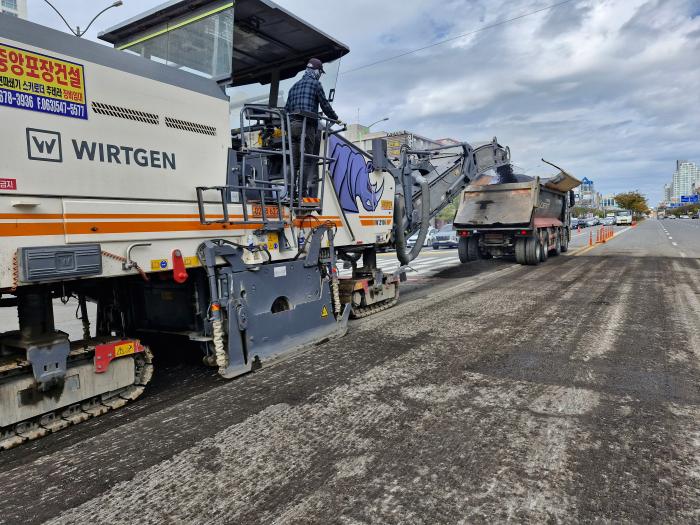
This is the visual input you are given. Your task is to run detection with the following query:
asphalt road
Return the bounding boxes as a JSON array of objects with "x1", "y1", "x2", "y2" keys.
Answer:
[{"x1": 1, "y1": 220, "x2": 699, "y2": 524}]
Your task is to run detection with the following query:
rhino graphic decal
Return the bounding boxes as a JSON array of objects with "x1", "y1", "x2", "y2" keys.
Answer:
[{"x1": 328, "y1": 134, "x2": 384, "y2": 213}]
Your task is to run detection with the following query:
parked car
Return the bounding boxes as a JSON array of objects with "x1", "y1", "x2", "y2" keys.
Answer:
[
  {"x1": 679, "y1": 214, "x2": 691, "y2": 219},
  {"x1": 570, "y1": 218, "x2": 580, "y2": 229},
  {"x1": 692, "y1": 213, "x2": 700, "y2": 219},
  {"x1": 585, "y1": 218, "x2": 598, "y2": 227},
  {"x1": 667, "y1": 215, "x2": 677, "y2": 219},
  {"x1": 406, "y1": 227, "x2": 438, "y2": 248},
  {"x1": 432, "y1": 223, "x2": 458, "y2": 249},
  {"x1": 600, "y1": 216, "x2": 615, "y2": 226}
]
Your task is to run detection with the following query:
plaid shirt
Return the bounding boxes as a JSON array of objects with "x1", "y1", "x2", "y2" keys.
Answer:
[{"x1": 284, "y1": 72, "x2": 338, "y2": 121}]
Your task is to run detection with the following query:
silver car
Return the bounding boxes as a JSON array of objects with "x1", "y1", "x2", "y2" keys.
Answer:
[
  {"x1": 432, "y1": 224, "x2": 458, "y2": 249},
  {"x1": 407, "y1": 227, "x2": 438, "y2": 248}
]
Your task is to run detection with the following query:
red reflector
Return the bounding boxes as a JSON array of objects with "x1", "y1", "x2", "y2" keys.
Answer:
[
  {"x1": 520, "y1": 230, "x2": 528, "y2": 235},
  {"x1": 458, "y1": 230, "x2": 469, "y2": 237},
  {"x1": 172, "y1": 249, "x2": 188, "y2": 284}
]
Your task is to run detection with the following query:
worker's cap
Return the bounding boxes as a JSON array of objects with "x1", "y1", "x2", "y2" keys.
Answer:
[{"x1": 306, "y1": 57, "x2": 325, "y2": 73}]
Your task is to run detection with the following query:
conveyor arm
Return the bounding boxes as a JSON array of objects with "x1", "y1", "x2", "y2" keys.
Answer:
[{"x1": 371, "y1": 137, "x2": 511, "y2": 264}]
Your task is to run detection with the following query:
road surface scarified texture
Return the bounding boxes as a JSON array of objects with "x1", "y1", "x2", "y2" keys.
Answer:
[{"x1": 1, "y1": 224, "x2": 699, "y2": 524}]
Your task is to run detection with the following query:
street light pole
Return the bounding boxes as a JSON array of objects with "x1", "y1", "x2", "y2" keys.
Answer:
[
  {"x1": 367, "y1": 117, "x2": 389, "y2": 130},
  {"x1": 42, "y1": 0, "x2": 124, "y2": 38}
]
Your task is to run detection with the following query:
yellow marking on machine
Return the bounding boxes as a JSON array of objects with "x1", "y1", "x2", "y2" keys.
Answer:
[
  {"x1": 184, "y1": 256, "x2": 200, "y2": 268},
  {"x1": 150, "y1": 259, "x2": 168, "y2": 271},
  {"x1": 114, "y1": 342, "x2": 136, "y2": 358}
]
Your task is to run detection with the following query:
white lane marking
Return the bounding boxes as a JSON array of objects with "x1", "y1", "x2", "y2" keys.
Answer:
[
  {"x1": 668, "y1": 236, "x2": 673, "y2": 240},
  {"x1": 680, "y1": 252, "x2": 687, "y2": 258},
  {"x1": 672, "y1": 242, "x2": 678, "y2": 246},
  {"x1": 337, "y1": 255, "x2": 462, "y2": 279}
]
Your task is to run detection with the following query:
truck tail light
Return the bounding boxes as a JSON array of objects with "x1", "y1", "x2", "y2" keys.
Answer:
[{"x1": 458, "y1": 230, "x2": 469, "y2": 237}]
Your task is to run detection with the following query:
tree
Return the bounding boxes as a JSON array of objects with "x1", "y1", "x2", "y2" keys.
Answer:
[
  {"x1": 437, "y1": 196, "x2": 459, "y2": 221},
  {"x1": 614, "y1": 191, "x2": 649, "y2": 216}
]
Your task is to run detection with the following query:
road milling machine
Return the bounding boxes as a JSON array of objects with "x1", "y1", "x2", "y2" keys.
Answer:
[{"x1": 0, "y1": 0, "x2": 511, "y2": 448}]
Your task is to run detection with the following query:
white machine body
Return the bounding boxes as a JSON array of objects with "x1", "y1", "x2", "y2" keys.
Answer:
[{"x1": 0, "y1": 20, "x2": 394, "y2": 290}]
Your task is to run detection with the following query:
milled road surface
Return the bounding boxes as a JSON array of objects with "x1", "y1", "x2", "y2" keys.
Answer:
[{"x1": 1, "y1": 220, "x2": 699, "y2": 524}]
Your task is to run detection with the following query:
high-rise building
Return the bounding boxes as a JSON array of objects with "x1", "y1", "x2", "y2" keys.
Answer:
[
  {"x1": 0, "y1": 0, "x2": 27, "y2": 19},
  {"x1": 672, "y1": 160, "x2": 700, "y2": 199},
  {"x1": 663, "y1": 183, "x2": 672, "y2": 203},
  {"x1": 575, "y1": 177, "x2": 597, "y2": 207}
]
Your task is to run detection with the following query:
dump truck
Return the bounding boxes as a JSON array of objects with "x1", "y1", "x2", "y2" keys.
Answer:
[{"x1": 453, "y1": 162, "x2": 580, "y2": 265}]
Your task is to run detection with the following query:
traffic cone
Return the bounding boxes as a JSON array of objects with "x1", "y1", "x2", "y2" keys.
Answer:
[{"x1": 589, "y1": 230, "x2": 593, "y2": 246}]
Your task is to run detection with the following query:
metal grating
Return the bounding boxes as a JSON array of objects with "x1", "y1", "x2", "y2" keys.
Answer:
[
  {"x1": 165, "y1": 116, "x2": 217, "y2": 136},
  {"x1": 91, "y1": 101, "x2": 159, "y2": 125}
]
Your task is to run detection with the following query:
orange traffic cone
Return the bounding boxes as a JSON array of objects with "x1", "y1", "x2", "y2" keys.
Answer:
[{"x1": 589, "y1": 230, "x2": 593, "y2": 246}]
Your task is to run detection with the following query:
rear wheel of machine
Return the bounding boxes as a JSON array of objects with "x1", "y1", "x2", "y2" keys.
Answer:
[{"x1": 525, "y1": 236, "x2": 541, "y2": 265}]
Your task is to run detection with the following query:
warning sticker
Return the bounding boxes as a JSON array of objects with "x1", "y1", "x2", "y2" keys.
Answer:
[
  {"x1": 267, "y1": 233, "x2": 279, "y2": 252},
  {"x1": 0, "y1": 43, "x2": 87, "y2": 120},
  {"x1": 321, "y1": 305, "x2": 329, "y2": 318},
  {"x1": 151, "y1": 259, "x2": 168, "y2": 271},
  {"x1": 0, "y1": 178, "x2": 17, "y2": 190}
]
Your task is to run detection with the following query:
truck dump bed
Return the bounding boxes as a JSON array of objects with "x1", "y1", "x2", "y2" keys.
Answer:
[
  {"x1": 454, "y1": 171, "x2": 580, "y2": 229},
  {"x1": 455, "y1": 181, "x2": 537, "y2": 227}
]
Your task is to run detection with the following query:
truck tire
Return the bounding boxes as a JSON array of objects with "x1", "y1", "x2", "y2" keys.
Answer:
[
  {"x1": 515, "y1": 237, "x2": 527, "y2": 264},
  {"x1": 560, "y1": 230, "x2": 569, "y2": 253},
  {"x1": 551, "y1": 232, "x2": 562, "y2": 256},
  {"x1": 525, "y1": 236, "x2": 541, "y2": 265},
  {"x1": 458, "y1": 237, "x2": 479, "y2": 263},
  {"x1": 539, "y1": 233, "x2": 549, "y2": 262},
  {"x1": 458, "y1": 237, "x2": 469, "y2": 263}
]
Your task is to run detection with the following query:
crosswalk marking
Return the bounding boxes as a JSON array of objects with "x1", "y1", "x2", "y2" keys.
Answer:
[{"x1": 337, "y1": 253, "x2": 462, "y2": 279}]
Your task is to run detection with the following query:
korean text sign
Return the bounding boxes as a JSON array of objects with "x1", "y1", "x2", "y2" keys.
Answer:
[{"x1": 0, "y1": 43, "x2": 87, "y2": 120}]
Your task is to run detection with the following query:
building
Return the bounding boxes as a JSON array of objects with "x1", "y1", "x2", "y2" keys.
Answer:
[
  {"x1": 672, "y1": 160, "x2": 700, "y2": 199},
  {"x1": 663, "y1": 183, "x2": 672, "y2": 203},
  {"x1": 343, "y1": 124, "x2": 442, "y2": 159},
  {"x1": 0, "y1": 0, "x2": 27, "y2": 18},
  {"x1": 575, "y1": 177, "x2": 598, "y2": 207},
  {"x1": 600, "y1": 194, "x2": 618, "y2": 210},
  {"x1": 435, "y1": 138, "x2": 462, "y2": 146}
]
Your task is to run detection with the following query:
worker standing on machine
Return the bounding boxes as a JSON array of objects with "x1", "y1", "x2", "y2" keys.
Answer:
[{"x1": 285, "y1": 58, "x2": 340, "y2": 200}]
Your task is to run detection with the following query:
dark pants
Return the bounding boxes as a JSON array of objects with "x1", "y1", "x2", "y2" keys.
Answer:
[{"x1": 290, "y1": 118, "x2": 321, "y2": 198}]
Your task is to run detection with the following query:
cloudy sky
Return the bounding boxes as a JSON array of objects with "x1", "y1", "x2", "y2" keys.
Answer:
[{"x1": 26, "y1": 0, "x2": 700, "y2": 204}]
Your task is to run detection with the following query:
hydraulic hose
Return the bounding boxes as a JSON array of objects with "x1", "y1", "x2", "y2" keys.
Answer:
[{"x1": 395, "y1": 172, "x2": 430, "y2": 265}]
